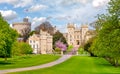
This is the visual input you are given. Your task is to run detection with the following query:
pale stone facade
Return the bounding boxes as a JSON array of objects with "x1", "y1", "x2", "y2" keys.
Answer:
[
  {"x1": 64, "y1": 23, "x2": 93, "y2": 47},
  {"x1": 28, "y1": 30, "x2": 53, "y2": 54},
  {"x1": 12, "y1": 18, "x2": 31, "y2": 36}
]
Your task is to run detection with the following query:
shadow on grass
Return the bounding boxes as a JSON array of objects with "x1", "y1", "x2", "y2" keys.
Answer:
[{"x1": 0, "y1": 61, "x2": 14, "y2": 65}]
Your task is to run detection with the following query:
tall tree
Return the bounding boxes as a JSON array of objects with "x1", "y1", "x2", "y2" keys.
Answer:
[
  {"x1": 91, "y1": 0, "x2": 120, "y2": 67},
  {"x1": 35, "y1": 21, "x2": 54, "y2": 35},
  {"x1": 0, "y1": 14, "x2": 18, "y2": 61},
  {"x1": 53, "y1": 31, "x2": 68, "y2": 49}
]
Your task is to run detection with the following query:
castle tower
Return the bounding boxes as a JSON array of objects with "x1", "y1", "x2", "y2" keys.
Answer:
[
  {"x1": 40, "y1": 30, "x2": 47, "y2": 54},
  {"x1": 12, "y1": 18, "x2": 31, "y2": 37},
  {"x1": 81, "y1": 25, "x2": 88, "y2": 45},
  {"x1": 67, "y1": 23, "x2": 75, "y2": 45}
]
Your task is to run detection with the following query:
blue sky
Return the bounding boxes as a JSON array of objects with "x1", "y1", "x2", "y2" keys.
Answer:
[{"x1": 0, "y1": 0, "x2": 110, "y2": 32}]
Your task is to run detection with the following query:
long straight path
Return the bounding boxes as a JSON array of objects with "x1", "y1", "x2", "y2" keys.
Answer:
[{"x1": 0, "y1": 55, "x2": 72, "y2": 74}]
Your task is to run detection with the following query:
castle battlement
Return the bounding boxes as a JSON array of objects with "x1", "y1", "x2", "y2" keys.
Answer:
[{"x1": 64, "y1": 23, "x2": 93, "y2": 46}]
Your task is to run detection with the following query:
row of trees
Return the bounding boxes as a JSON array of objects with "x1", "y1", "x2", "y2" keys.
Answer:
[
  {"x1": 0, "y1": 14, "x2": 33, "y2": 62},
  {"x1": 84, "y1": 0, "x2": 120, "y2": 67}
]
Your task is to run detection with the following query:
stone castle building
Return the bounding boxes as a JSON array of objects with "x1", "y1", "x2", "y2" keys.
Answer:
[
  {"x1": 12, "y1": 18, "x2": 31, "y2": 36},
  {"x1": 63, "y1": 23, "x2": 94, "y2": 47},
  {"x1": 28, "y1": 30, "x2": 53, "y2": 54}
]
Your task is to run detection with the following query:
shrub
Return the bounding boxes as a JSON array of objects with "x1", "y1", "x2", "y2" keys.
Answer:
[{"x1": 12, "y1": 42, "x2": 33, "y2": 56}]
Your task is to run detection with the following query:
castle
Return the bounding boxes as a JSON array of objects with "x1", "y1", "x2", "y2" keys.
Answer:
[
  {"x1": 13, "y1": 18, "x2": 31, "y2": 37},
  {"x1": 63, "y1": 23, "x2": 94, "y2": 47},
  {"x1": 12, "y1": 18, "x2": 53, "y2": 54},
  {"x1": 28, "y1": 30, "x2": 53, "y2": 54},
  {"x1": 12, "y1": 18, "x2": 94, "y2": 54}
]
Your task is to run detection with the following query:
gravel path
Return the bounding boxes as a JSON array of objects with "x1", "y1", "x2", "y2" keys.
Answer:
[{"x1": 0, "y1": 55, "x2": 72, "y2": 74}]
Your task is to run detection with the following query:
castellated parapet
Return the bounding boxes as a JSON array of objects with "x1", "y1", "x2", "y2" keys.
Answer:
[
  {"x1": 63, "y1": 23, "x2": 94, "y2": 47},
  {"x1": 12, "y1": 18, "x2": 31, "y2": 36}
]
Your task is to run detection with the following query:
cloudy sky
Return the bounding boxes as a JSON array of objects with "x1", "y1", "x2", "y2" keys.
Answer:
[{"x1": 0, "y1": 0, "x2": 110, "y2": 32}]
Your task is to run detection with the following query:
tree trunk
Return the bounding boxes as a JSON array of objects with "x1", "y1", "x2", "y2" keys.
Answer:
[
  {"x1": 61, "y1": 51, "x2": 63, "y2": 55},
  {"x1": 5, "y1": 57, "x2": 7, "y2": 62},
  {"x1": 115, "y1": 59, "x2": 119, "y2": 67}
]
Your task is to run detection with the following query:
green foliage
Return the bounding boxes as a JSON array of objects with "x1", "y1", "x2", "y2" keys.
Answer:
[
  {"x1": 54, "y1": 47, "x2": 61, "y2": 54},
  {"x1": 84, "y1": 37, "x2": 96, "y2": 56},
  {"x1": 67, "y1": 45, "x2": 73, "y2": 51},
  {"x1": 53, "y1": 31, "x2": 68, "y2": 49},
  {"x1": 78, "y1": 47, "x2": 84, "y2": 54},
  {"x1": 12, "y1": 42, "x2": 33, "y2": 56},
  {"x1": 91, "y1": 0, "x2": 120, "y2": 66},
  {"x1": 29, "y1": 31, "x2": 35, "y2": 36},
  {"x1": 0, "y1": 14, "x2": 18, "y2": 60}
]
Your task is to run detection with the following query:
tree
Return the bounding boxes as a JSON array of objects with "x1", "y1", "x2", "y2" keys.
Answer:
[
  {"x1": 84, "y1": 37, "x2": 96, "y2": 56},
  {"x1": 53, "y1": 31, "x2": 68, "y2": 49},
  {"x1": 21, "y1": 27, "x2": 31, "y2": 42},
  {"x1": 0, "y1": 14, "x2": 18, "y2": 61},
  {"x1": 12, "y1": 42, "x2": 33, "y2": 56},
  {"x1": 91, "y1": 0, "x2": 120, "y2": 67},
  {"x1": 35, "y1": 21, "x2": 54, "y2": 35},
  {"x1": 55, "y1": 40, "x2": 67, "y2": 55}
]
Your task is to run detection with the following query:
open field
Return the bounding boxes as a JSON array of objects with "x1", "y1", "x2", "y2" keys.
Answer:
[
  {"x1": 0, "y1": 54, "x2": 60, "y2": 70},
  {"x1": 10, "y1": 56, "x2": 120, "y2": 74}
]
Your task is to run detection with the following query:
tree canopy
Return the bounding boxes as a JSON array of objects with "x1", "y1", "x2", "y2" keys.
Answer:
[
  {"x1": 91, "y1": 0, "x2": 120, "y2": 67},
  {"x1": 0, "y1": 14, "x2": 18, "y2": 61},
  {"x1": 35, "y1": 21, "x2": 54, "y2": 35},
  {"x1": 53, "y1": 31, "x2": 68, "y2": 49}
]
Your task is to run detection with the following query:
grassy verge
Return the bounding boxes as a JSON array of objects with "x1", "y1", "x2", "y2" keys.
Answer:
[
  {"x1": 0, "y1": 54, "x2": 60, "y2": 70},
  {"x1": 10, "y1": 56, "x2": 120, "y2": 74}
]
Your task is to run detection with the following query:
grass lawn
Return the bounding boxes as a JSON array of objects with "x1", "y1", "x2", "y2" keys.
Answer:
[
  {"x1": 0, "y1": 54, "x2": 60, "y2": 70},
  {"x1": 10, "y1": 56, "x2": 120, "y2": 74}
]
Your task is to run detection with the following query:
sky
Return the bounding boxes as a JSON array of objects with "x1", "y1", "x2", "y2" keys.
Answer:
[{"x1": 0, "y1": 0, "x2": 110, "y2": 33}]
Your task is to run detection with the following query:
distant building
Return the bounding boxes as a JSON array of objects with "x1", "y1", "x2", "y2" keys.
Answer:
[
  {"x1": 63, "y1": 23, "x2": 94, "y2": 47},
  {"x1": 28, "y1": 30, "x2": 53, "y2": 54},
  {"x1": 12, "y1": 18, "x2": 31, "y2": 37}
]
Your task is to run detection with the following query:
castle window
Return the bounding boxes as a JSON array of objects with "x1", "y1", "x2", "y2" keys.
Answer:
[
  {"x1": 36, "y1": 44, "x2": 38, "y2": 48},
  {"x1": 77, "y1": 40, "x2": 79, "y2": 45},
  {"x1": 30, "y1": 40, "x2": 32, "y2": 43},
  {"x1": 77, "y1": 35, "x2": 79, "y2": 39},
  {"x1": 33, "y1": 41, "x2": 35, "y2": 43}
]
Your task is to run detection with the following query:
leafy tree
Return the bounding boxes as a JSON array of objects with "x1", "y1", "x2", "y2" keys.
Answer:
[
  {"x1": 55, "y1": 40, "x2": 67, "y2": 55},
  {"x1": 0, "y1": 14, "x2": 18, "y2": 61},
  {"x1": 84, "y1": 37, "x2": 96, "y2": 56},
  {"x1": 12, "y1": 42, "x2": 33, "y2": 56},
  {"x1": 53, "y1": 31, "x2": 68, "y2": 49},
  {"x1": 55, "y1": 40, "x2": 67, "y2": 51},
  {"x1": 91, "y1": 0, "x2": 120, "y2": 67},
  {"x1": 20, "y1": 27, "x2": 31, "y2": 42}
]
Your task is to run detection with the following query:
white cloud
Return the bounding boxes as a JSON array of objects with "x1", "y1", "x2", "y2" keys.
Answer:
[
  {"x1": 61, "y1": 0, "x2": 91, "y2": 5},
  {"x1": 0, "y1": 0, "x2": 33, "y2": 8},
  {"x1": 14, "y1": 0, "x2": 33, "y2": 8},
  {"x1": 25, "y1": 5, "x2": 47, "y2": 12},
  {"x1": 0, "y1": 0, "x2": 19, "y2": 5},
  {"x1": 31, "y1": 17, "x2": 47, "y2": 30},
  {"x1": 0, "y1": 10, "x2": 17, "y2": 20},
  {"x1": 92, "y1": 0, "x2": 110, "y2": 8}
]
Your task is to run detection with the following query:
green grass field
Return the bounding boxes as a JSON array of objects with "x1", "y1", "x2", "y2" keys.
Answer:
[
  {"x1": 10, "y1": 56, "x2": 120, "y2": 74},
  {"x1": 0, "y1": 54, "x2": 60, "y2": 70}
]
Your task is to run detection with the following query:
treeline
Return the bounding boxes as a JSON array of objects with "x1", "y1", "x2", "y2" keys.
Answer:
[{"x1": 84, "y1": 0, "x2": 120, "y2": 67}]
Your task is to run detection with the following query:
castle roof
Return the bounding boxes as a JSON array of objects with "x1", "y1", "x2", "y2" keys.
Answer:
[
  {"x1": 81, "y1": 25, "x2": 88, "y2": 28},
  {"x1": 67, "y1": 23, "x2": 75, "y2": 28}
]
